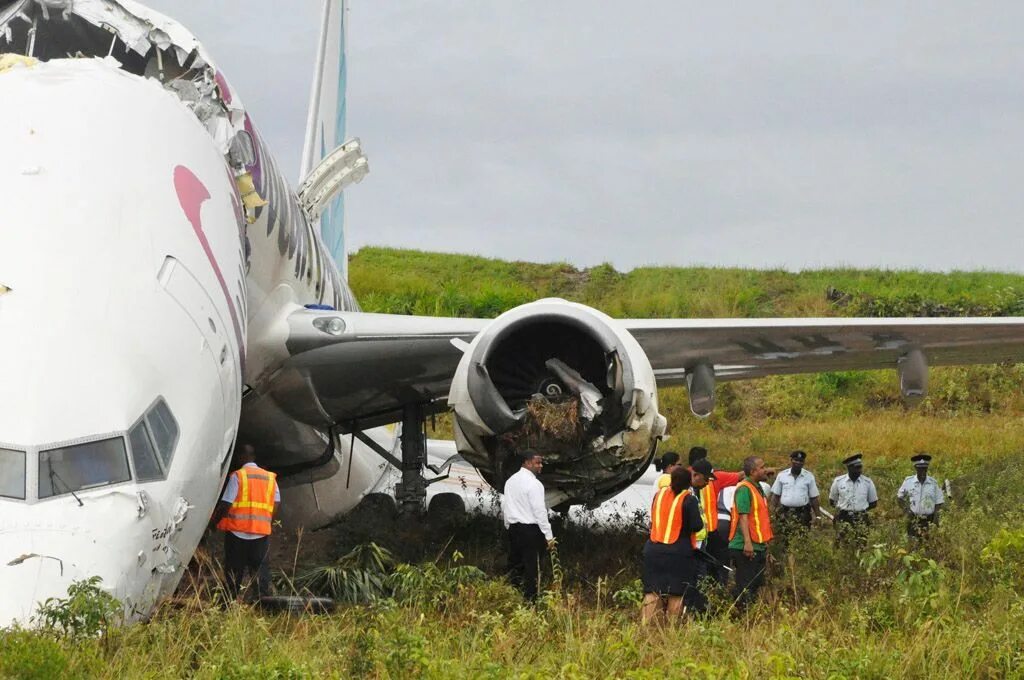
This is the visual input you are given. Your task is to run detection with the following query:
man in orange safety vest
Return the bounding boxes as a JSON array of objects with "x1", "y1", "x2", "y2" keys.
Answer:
[
  {"x1": 728, "y1": 455, "x2": 775, "y2": 611},
  {"x1": 210, "y1": 443, "x2": 280, "y2": 600}
]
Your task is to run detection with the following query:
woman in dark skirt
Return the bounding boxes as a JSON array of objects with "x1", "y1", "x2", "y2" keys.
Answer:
[{"x1": 641, "y1": 467, "x2": 704, "y2": 624}]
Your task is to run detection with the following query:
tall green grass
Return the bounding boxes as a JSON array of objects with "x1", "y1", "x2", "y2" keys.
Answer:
[
  {"x1": 4, "y1": 409, "x2": 1022, "y2": 679},
  {"x1": 349, "y1": 246, "x2": 1024, "y2": 319}
]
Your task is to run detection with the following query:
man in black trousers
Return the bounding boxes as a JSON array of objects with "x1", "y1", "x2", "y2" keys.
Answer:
[
  {"x1": 209, "y1": 444, "x2": 279, "y2": 601},
  {"x1": 501, "y1": 450, "x2": 555, "y2": 600}
]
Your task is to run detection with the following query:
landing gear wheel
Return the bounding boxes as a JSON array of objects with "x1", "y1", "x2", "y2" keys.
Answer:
[
  {"x1": 358, "y1": 492, "x2": 398, "y2": 519},
  {"x1": 427, "y1": 492, "x2": 467, "y2": 526}
]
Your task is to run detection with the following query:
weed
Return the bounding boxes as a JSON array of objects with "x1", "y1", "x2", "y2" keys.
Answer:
[
  {"x1": 0, "y1": 629, "x2": 72, "y2": 679},
  {"x1": 33, "y1": 576, "x2": 121, "y2": 640}
]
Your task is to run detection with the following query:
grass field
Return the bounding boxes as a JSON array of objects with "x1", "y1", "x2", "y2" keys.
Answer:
[{"x1": 3, "y1": 249, "x2": 1024, "y2": 679}]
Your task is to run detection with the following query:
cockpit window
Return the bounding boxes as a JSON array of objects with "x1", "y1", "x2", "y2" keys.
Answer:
[
  {"x1": 0, "y1": 448, "x2": 25, "y2": 500},
  {"x1": 38, "y1": 438, "x2": 131, "y2": 499},
  {"x1": 128, "y1": 422, "x2": 163, "y2": 483},
  {"x1": 125, "y1": 398, "x2": 180, "y2": 482},
  {"x1": 146, "y1": 399, "x2": 179, "y2": 471}
]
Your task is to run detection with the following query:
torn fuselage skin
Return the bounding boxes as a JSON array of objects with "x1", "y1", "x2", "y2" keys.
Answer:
[{"x1": 0, "y1": 0, "x2": 248, "y2": 159}]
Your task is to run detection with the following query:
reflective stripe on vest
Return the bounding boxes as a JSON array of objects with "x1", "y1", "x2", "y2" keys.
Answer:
[
  {"x1": 700, "y1": 483, "x2": 718, "y2": 532},
  {"x1": 650, "y1": 488, "x2": 697, "y2": 548},
  {"x1": 728, "y1": 480, "x2": 774, "y2": 544},
  {"x1": 217, "y1": 467, "x2": 277, "y2": 536}
]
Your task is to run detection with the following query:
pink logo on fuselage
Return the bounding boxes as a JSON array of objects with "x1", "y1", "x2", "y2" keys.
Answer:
[{"x1": 173, "y1": 165, "x2": 246, "y2": 368}]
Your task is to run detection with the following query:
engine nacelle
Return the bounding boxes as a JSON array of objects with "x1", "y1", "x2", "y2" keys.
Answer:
[{"x1": 448, "y1": 299, "x2": 667, "y2": 507}]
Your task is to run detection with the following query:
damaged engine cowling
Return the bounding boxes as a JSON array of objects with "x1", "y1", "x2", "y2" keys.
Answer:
[{"x1": 448, "y1": 299, "x2": 667, "y2": 508}]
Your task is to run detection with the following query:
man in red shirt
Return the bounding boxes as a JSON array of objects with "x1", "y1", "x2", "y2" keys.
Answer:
[{"x1": 688, "y1": 447, "x2": 743, "y2": 586}]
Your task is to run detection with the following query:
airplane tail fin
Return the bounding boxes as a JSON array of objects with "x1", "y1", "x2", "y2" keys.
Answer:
[{"x1": 300, "y1": 0, "x2": 349, "y2": 278}]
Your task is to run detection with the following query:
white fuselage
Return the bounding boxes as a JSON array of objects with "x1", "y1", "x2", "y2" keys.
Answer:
[{"x1": 0, "y1": 16, "x2": 383, "y2": 623}]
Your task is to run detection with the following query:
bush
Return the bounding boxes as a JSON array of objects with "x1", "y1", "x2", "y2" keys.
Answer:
[
  {"x1": 0, "y1": 630, "x2": 71, "y2": 679},
  {"x1": 33, "y1": 576, "x2": 121, "y2": 640},
  {"x1": 291, "y1": 543, "x2": 394, "y2": 604},
  {"x1": 981, "y1": 526, "x2": 1024, "y2": 584},
  {"x1": 388, "y1": 553, "x2": 487, "y2": 609}
]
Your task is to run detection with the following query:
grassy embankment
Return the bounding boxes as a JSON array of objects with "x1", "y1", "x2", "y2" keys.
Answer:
[{"x1": 4, "y1": 248, "x2": 1024, "y2": 679}]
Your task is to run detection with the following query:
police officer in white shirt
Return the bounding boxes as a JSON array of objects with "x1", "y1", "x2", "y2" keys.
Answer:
[
  {"x1": 897, "y1": 453, "x2": 944, "y2": 539},
  {"x1": 501, "y1": 450, "x2": 555, "y2": 600},
  {"x1": 769, "y1": 450, "x2": 821, "y2": 536},
  {"x1": 829, "y1": 453, "x2": 878, "y2": 544}
]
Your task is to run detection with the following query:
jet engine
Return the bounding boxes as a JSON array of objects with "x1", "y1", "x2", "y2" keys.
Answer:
[{"x1": 448, "y1": 299, "x2": 667, "y2": 507}]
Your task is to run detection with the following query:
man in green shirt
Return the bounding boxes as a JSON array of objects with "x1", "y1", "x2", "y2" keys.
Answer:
[{"x1": 728, "y1": 456, "x2": 774, "y2": 610}]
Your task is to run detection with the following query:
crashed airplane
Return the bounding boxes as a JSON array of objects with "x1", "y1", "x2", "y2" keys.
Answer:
[{"x1": 3, "y1": 0, "x2": 1024, "y2": 626}]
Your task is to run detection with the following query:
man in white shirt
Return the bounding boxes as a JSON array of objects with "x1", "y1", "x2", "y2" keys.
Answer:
[
  {"x1": 501, "y1": 450, "x2": 554, "y2": 600},
  {"x1": 770, "y1": 450, "x2": 821, "y2": 540},
  {"x1": 897, "y1": 453, "x2": 944, "y2": 539},
  {"x1": 829, "y1": 453, "x2": 878, "y2": 545}
]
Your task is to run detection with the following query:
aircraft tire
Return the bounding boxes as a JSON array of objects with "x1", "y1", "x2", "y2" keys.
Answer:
[
  {"x1": 427, "y1": 492, "x2": 466, "y2": 525},
  {"x1": 359, "y1": 492, "x2": 398, "y2": 519}
]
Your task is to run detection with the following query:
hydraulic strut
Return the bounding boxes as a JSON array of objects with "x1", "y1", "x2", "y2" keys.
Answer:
[{"x1": 396, "y1": 402, "x2": 427, "y2": 515}]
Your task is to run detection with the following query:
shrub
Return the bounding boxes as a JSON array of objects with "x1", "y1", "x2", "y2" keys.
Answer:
[
  {"x1": 33, "y1": 576, "x2": 121, "y2": 640},
  {"x1": 0, "y1": 629, "x2": 71, "y2": 679},
  {"x1": 292, "y1": 542, "x2": 394, "y2": 604},
  {"x1": 980, "y1": 526, "x2": 1024, "y2": 583},
  {"x1": 611, "y1": 579, "x2": 643, "y2": 608}
]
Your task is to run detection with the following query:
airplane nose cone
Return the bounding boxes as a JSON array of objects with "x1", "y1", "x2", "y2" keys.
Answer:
[{"x1": 0, "y1": 529, "x2": 118, "y2": 628}]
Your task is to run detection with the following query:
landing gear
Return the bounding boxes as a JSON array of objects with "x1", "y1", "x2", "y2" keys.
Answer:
[
  {"x1": 396, "y1": 403, "x2": 427, "y2": 515},
  {"x1": 350, "y1": 402, "x2": 461, "y2": 517}
]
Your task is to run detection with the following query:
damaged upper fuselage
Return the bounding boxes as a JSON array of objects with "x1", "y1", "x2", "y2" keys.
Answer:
[{"x1": 1, "y1": 0, "x2": 250, "y2": 164}]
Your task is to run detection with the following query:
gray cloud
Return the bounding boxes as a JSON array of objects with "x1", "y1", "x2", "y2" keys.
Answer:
[{"x1": 146, "y1": 1, "x2": 1024, "y2": 272}]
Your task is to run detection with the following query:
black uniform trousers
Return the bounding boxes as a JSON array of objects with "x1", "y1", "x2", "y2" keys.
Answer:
[
  {"x1": 705, "y1": 523, "x2": 732, "y2": 586},
  {"x1": 507, "y1": 523, "x2": 546, "y2": 600},
  {"x1": 224, "y1": 532, "x2": 272, "y2": 600},
  {"x1": 778, "y1": 504, "x2": 813, "y2": 528},
  {"x1": 730, "y1": 548, "x2": 767, "y2": 611}
]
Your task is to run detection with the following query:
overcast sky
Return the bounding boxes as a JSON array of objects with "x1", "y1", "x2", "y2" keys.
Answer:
[{"x1": 147, "y1": 1, "x2": 1024, "y2": 272}]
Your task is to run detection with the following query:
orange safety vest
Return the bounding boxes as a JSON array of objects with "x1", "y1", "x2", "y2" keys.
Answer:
[
  {"x1": 728, "y1": 479, "x2": 774, "y2": 544},
  {"x1": 216, "y1": 466, "x2": 278, "y2": 536},
  {"x1": 650, "y1": 488, "x2": 698, "y2": 548}
]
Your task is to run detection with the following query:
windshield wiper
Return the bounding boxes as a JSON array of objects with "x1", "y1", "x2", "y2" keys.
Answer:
[{"x1": 48, "y1": 465, "x2": 83, "y2": 507}]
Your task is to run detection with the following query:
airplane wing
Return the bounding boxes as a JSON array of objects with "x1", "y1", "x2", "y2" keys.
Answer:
[
  {"x1": 266, "y1": 307, "x2": 1024, "y2": 430},
  {"x1": 624, "y1": 316, "x2": 1024, "y2": 384}
]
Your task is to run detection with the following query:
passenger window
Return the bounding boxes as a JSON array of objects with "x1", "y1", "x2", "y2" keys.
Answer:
[
  {"x1": 146, "y1": 399, "x2": 179, "y2": 470},
  {"x1": 0, "y1": 448, "x2": 25, "y2": 500},
  {"x1": 128, "y1": 422, "x2": 163, "y2": 482},
  {"x1": 38, "y1": 438, "x2": 131, "y2": 499}
]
